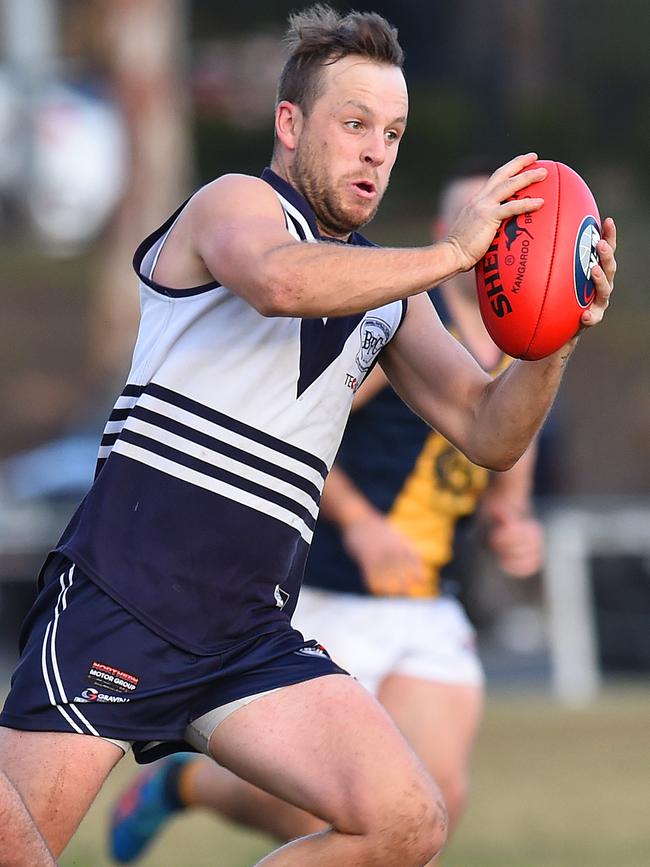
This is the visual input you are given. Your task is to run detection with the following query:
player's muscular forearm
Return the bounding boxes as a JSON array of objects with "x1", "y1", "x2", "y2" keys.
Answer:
[
  {"x1": 258, "y1": 239, "x2": 462, "y2": 317},
  {"x1": 383, "y1": 296, "x2": 576, "y2": 474},
  {"x1": 256, "y1": 161, "x2": 545, "y2": 317},
  {"x1": 192, "y1": 156, "x2": 546, "y2": 319},
  {"x1": 471, "y1": 339, "x2": 577, "y2": 471}
]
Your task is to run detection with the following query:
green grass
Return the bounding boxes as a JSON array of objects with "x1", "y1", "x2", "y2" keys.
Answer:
[{"x1": 55, "y1": 686, "x2": 650, "y2": 867}]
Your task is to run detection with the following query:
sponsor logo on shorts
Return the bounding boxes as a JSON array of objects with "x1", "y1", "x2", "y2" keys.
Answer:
[
  {"x1": 74, "y1": 687, "x2": 130, "y2": 704},
  {"x1": 294, "y1": 643, "x2": 331, "y2": 659},
  {"x1": 274, "y1": 584, "x2": 290, "y2": 610},
  {"x1": 86, "y1": 661, "x2": 140, "y2": 694}
]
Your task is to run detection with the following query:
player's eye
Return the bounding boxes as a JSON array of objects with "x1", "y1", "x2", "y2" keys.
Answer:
[{"x1": 345, "y1": 120, "x2": 363, "y2": 131}]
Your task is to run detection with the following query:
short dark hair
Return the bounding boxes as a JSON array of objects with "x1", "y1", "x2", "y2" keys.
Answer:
[
  {"x1": 277, "y1": 4, "x2": 404, "y2": 116},
  {"x1": 445, "y1": 154, "x2": 502, "y2": 183}
]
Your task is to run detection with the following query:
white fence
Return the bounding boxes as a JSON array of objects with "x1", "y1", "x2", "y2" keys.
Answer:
[{"x1": 542, "y1": 499, "x2": 650, "y2": 706}]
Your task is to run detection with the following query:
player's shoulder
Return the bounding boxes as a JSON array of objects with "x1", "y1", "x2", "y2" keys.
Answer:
[{"x1": 191, "y1": 173, "x2": 284, "y2": 222}]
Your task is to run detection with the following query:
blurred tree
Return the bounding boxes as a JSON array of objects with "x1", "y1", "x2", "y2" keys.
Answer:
[{"x1": 89, "y1": 0, "x2": 193, "y2": 392}]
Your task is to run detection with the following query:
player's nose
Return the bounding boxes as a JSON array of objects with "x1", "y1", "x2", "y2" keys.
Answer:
[{"x1": 361, "y1": 131, "x2": 386, "y2": 166}]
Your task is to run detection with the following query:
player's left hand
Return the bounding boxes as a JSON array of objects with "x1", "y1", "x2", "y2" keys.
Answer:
[
  {"x1": 480, "y1": 500, "x2": 544, "y2": 577},
  {"x1": 580, "y1": 217, "x2": 616, "y2": 328}
]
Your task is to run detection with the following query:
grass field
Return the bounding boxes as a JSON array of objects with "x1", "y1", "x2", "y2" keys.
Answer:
[{"x1": 54, "y1": 686, "x2": 650, "y2": 867}]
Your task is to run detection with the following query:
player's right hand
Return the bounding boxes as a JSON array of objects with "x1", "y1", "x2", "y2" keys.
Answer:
[
  {"x1": 341, "y1": 512, "x2": 430, "y2": 596},
  {"x1": 479, "y1": 499, "x2": 544, "y2": 578},
  {"x1": 444, "y1": 153, "x2": 547, "y2": 272}
]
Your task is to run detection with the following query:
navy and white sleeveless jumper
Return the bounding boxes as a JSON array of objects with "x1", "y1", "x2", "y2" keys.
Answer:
[{"x1": 55, "y1": 168, "x2": 407, "y2": 655}]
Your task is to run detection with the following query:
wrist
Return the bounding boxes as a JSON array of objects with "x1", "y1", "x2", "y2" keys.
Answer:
[
  {"x1": 481, "y1": 496, "x2": 534, "y2": 522},
  {"x1": 434, "y1": 237, "x2": 467, "y2": 277},
  {"x1": 550, "y1": 335, "x2": 580, "y2": 365},
  {"x1": 331, "y1": 497, "x2": 380, "y2": 532}
]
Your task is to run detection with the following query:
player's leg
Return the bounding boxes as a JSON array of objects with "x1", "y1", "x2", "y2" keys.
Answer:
[
  {"x1": 208, "y1": 673, "x2": 447, "y2": 867},
  {"x1": 182, "y1": 758, "x2": 323, "y2": 839},
  {"x1": 0, "y1": 768, "x2": 57, "y2": 866},
  {"x1": 108, "y1": 592, "x2": 444, "y2": 861},
  {"x1": 108, "y1": 663, "x2": 469, "y2": 859},
  {"x1": 377, "y1": 676, "x2": 483, "y2": 830},
  {"x1": 110, "y1": 754, "x2": 323, "y2": 862},
  {"x1": 0, "y1": 557, "x2": 130, "y2": 854},
  {"x1": 0, "y1": 727, "x2": 123, "y2": 856},
  {"x1": 376, "y1": 595, "x2": 485, "y2": 831}
]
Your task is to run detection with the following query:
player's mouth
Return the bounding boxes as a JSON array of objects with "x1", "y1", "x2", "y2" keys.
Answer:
[{"x1": 350, "y1": 179, "x2": 378, "y2": 200}]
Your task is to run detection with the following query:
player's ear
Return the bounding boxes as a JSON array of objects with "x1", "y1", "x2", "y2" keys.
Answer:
[{"x1": 275, "y1": 101, "x2": 304, "y2": 152}]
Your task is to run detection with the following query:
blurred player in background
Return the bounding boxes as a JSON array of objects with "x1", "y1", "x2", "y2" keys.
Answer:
[
  {"x1": 0, "y1": 770, "x2": 56, "y2": 866},
  {"x1": 108, "y1": 163, "x2": 545, "y2": 864}
]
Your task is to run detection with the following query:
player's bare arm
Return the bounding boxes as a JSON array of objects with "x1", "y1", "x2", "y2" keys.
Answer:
[
  {"x1": 478, "y1": 445, "x2": 544, "y2": 577},
  {"x1": 319, "y1": 445, "x2": 428, "y2": 596},
  {"x1": 157, "y1": 156, "x2": 547, "y2": 318},
  {"x1": 379, "y1": 230, "x2": 616, "y2": 474},
  {"x1": 358, "y1": 345, "x2": 543, "y2": 576}
]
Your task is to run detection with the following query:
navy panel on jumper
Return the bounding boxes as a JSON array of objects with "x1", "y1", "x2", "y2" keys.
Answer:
[{"x1": 58, "y1": 383, "x2": 318, "y2": 654}]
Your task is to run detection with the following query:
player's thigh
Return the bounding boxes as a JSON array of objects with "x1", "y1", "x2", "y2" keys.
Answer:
[
  {"x1": 0, "y1": 727, "x2": 123, "y2": 855},
  {"x1": 208, "y1": 673, "x2": 444, "y2": 835},
  {"x1": 378, "y1": 674, "x2": 484, "y2": 782}
]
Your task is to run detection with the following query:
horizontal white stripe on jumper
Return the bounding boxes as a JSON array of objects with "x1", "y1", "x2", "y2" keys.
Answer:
[
  {"x1": 103, "y1": 420, "x2": 129, "y2": 436},
  {"x1": 136, "y1": 392, "x2": 326, "y2": 492},
  {"x1": 111, "y1": 439, "x2": 314, "y2": 544},
  {"x1": 122, "y1": 414, "x2": 320, "y2": 519},
  {"x1": 114, "y1": 394, "x2": 141, "y2": 410}
]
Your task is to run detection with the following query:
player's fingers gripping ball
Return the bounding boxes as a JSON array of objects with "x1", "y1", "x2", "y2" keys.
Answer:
[{"x1": 475, "y1": 160, "x2": 601, "y2": 360}]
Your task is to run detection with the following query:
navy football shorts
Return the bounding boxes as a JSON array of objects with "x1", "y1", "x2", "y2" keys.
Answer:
[{"x1": 0, "y1": 554, "x2": 347, "y2": 764}]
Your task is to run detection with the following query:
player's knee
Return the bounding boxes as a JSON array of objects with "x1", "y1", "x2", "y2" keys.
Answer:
[
  {"x1": 398, "y1": 784, "x2": 448, "y2": 865},
  {"x1": 359, "y1": 777, "x2": 448, "y2": 866}
]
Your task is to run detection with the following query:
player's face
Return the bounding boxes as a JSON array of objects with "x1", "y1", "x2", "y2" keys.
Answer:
[
  {"x1": 437, "y1": 175, "x2": 489, "y2": 299},
  {"x1": 291, "y1": 56, "x2": 408, "y2": 238}
]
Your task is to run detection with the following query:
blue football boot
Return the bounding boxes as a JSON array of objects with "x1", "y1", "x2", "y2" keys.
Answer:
[{"x1": 109, "y1": 754, "x2": 192, "y2": 863}]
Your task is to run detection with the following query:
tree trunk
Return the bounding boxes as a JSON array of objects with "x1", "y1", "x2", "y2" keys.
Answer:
[{"x1": 90, "y1": 0, "x2": 192, "y2": 391}]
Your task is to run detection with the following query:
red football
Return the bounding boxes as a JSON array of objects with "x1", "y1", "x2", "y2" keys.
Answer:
[{"x1": 475, "y1": 160, "x2": 601, "y2": 360}]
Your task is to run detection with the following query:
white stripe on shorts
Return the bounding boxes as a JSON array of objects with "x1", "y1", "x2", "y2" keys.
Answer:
[{"x1": 40, "y1": 566, "x2": 100, "y2": 737}]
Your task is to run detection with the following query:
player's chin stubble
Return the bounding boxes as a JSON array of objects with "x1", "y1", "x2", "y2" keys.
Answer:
[{"x1": 291, "y1": 140, "x2": 380, "y2": 236}]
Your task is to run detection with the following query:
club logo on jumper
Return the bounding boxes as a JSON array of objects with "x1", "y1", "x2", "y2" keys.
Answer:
[
  {"x1": 74, "y1": 687, "x2": 130, "y2": 704},
  {"x1": 274, "y1": 584, "x2": 290, "y2": 610},
  {"x1": 574, "y1": 216, "x2": 600, "y2": 307},
  {"x1": 295, "y1": 643, "x2": 330, "y2": 659},
  {"x1": 435, "y1": 444, "x2": 478, "y2": 496},
  {"x1": 356, "y1": 317, "x2": 390, "y2": 372},
  {"x1": 86, "y1": 661, "x2": 140, "y2": 694},
  {"x1": 504, "y1": 215, "x2": 533, "y2": 250}
]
